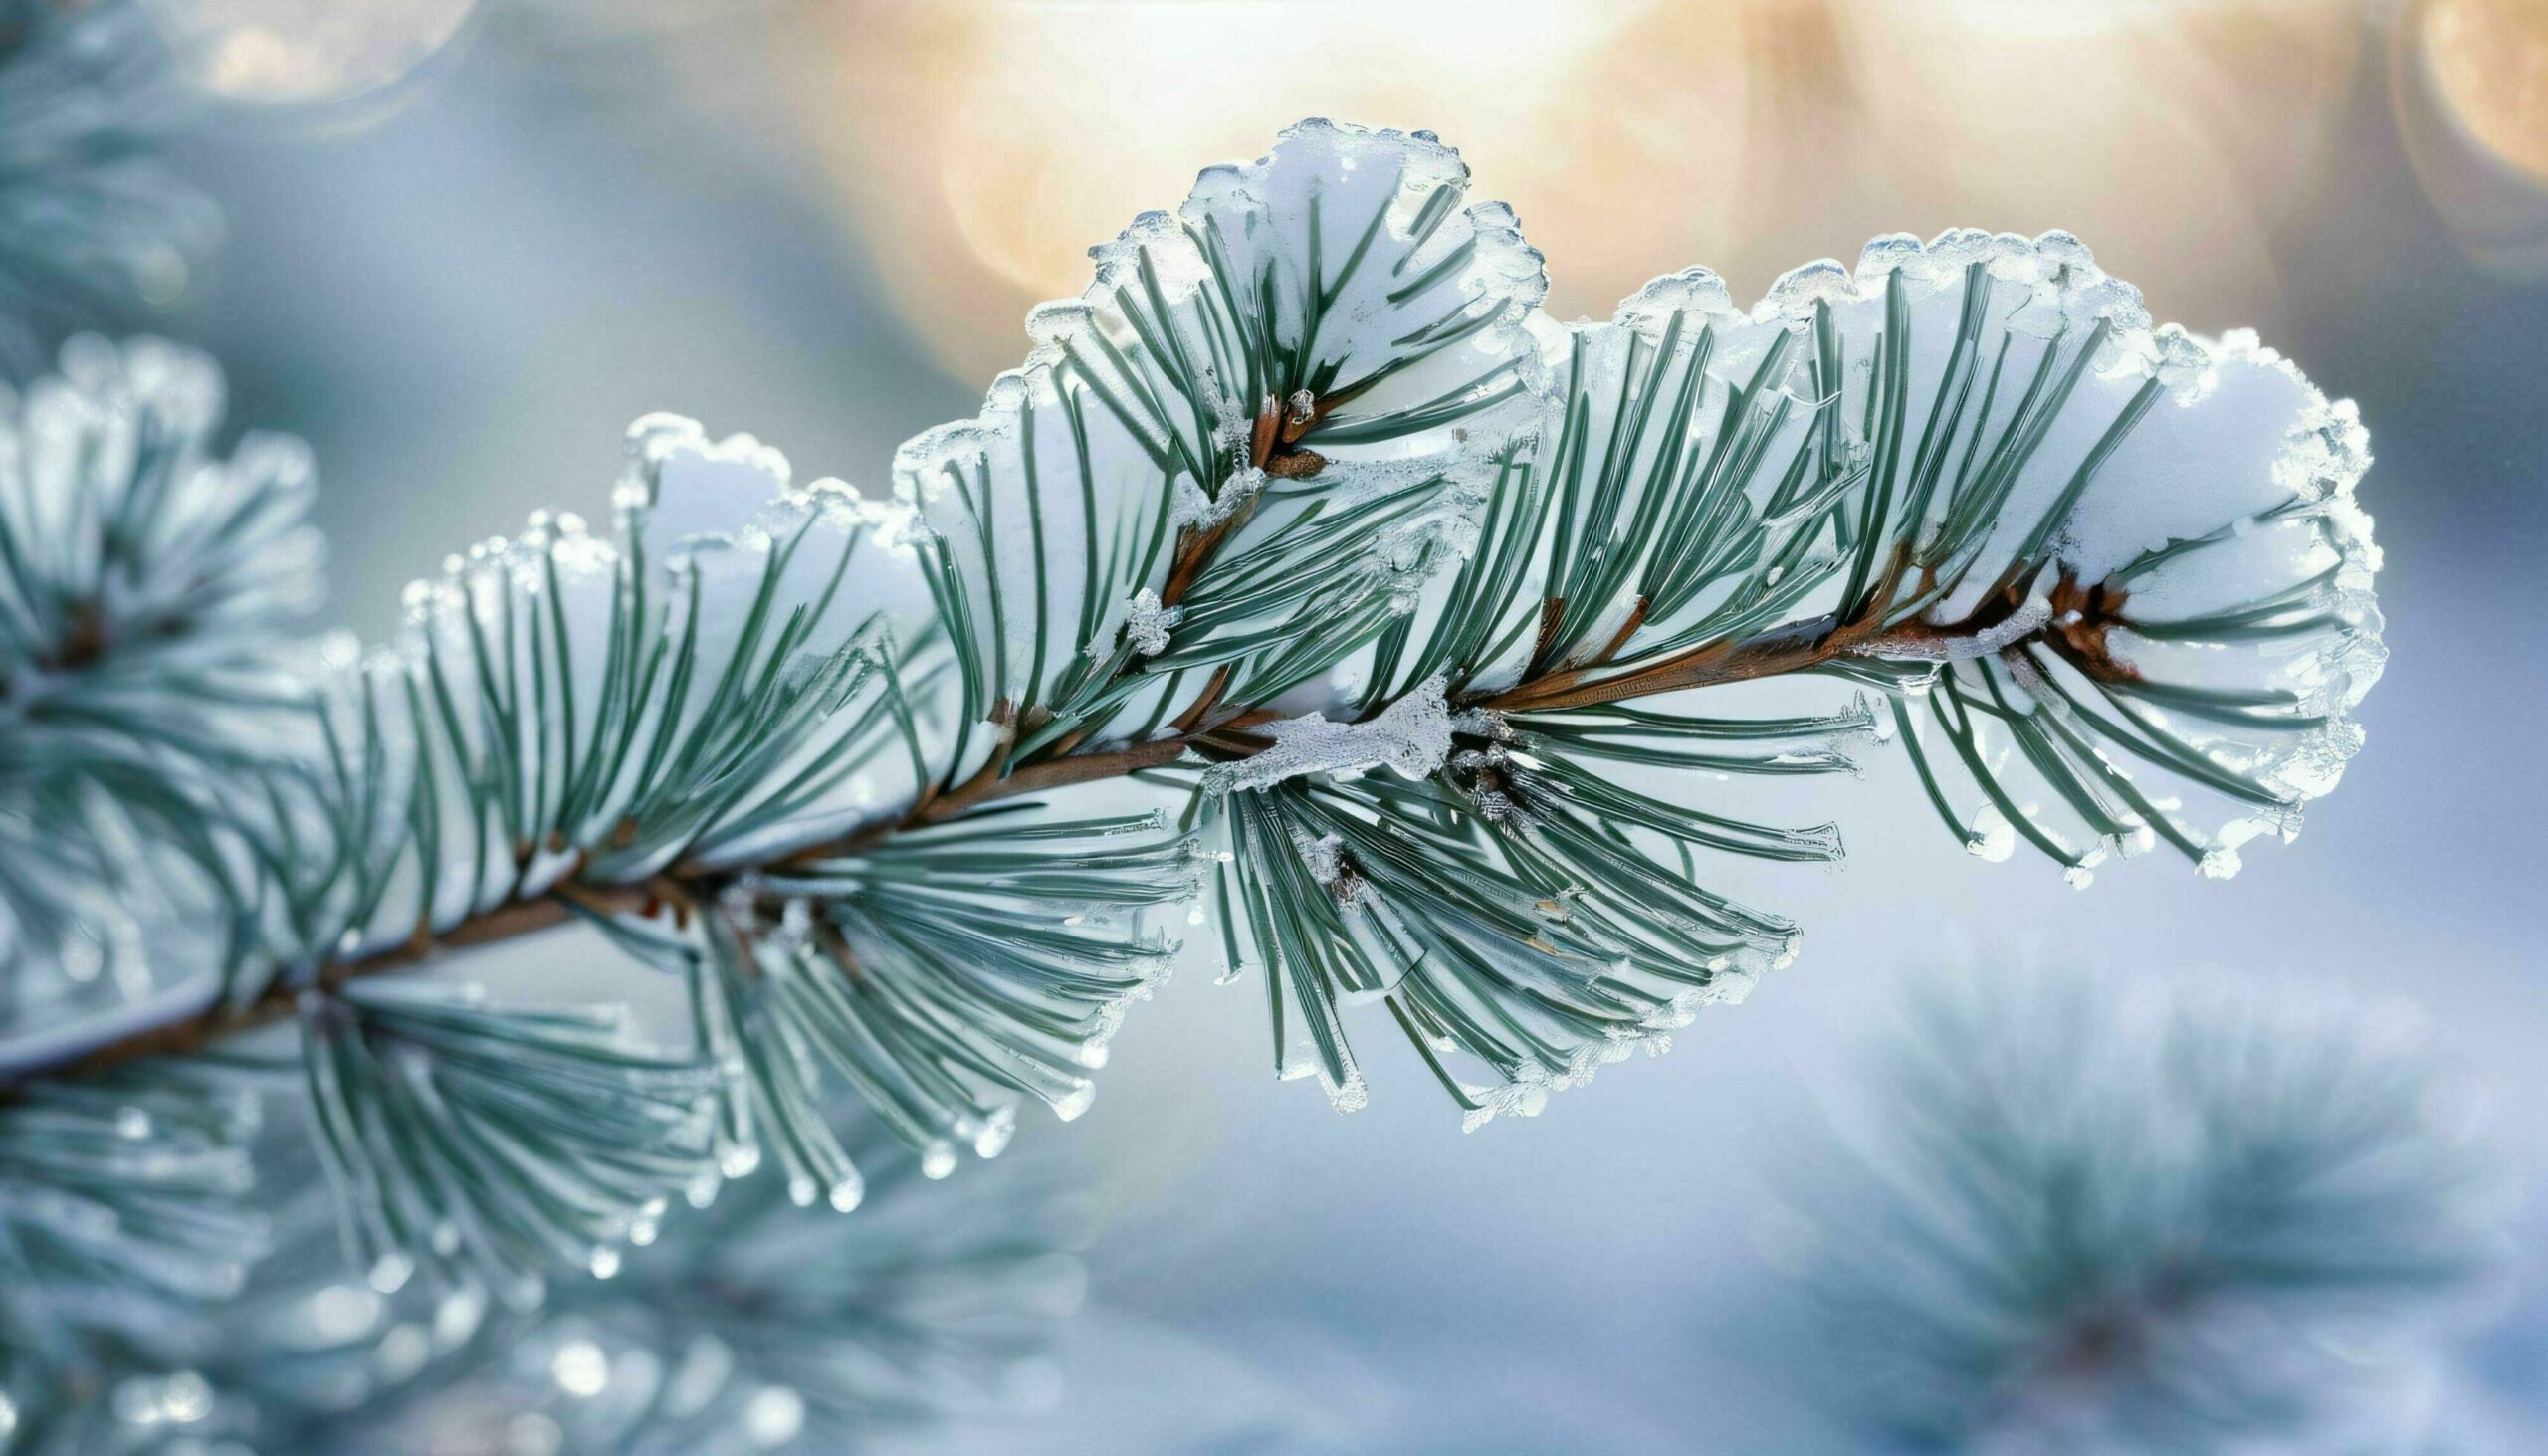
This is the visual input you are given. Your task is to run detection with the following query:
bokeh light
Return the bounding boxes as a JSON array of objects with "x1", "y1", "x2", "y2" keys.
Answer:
[
  {"x1": 762, "y1": 0, "x2": 2362, "y2": 381},
  {"x1": 143, "y1": 0, "x2": 479, "y2": 106},
  {"x1": 2417, "y1": 0, "x2": 2548, "y2": 182},
  {"x1": 2395, "y1": 0, "x2": 2548, "y2": 279}
]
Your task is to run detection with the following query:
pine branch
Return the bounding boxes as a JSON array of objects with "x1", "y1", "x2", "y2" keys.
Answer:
[
  {"x1": 0, "y1": 335, "x2": 321, "y2": 1076},
  {"x1": 0, "y1": 122, "x2": 2386, "y2": 1348},
  {"x1": 3, "y1": 1081, "x2": 1088, "y2": 1453},
  {"x1": 1761, "y1": 965, "x2": 2502, "y2": 1450},
  {"x1": 0, "y1": 1, "x2": 219, "y2": 373},
  {"x1": 23, "y1": 593, "x2": 1925, "y2": 1089}
]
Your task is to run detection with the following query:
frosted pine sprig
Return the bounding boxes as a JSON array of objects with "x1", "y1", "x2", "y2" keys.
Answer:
[
  {"x1": 0, "y1": 334, "x2": 318, "y2": 1070},
  {"x1": 0, "y1": 335, "x2": 319, "y2": 698},
  {"x1": 0, "y1": 121, "x2": 2391, "y2": 1441}
]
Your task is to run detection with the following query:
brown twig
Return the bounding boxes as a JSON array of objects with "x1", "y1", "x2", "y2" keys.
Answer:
[
  {"x1": 47, "y1": 887, "x2": 648, "y2": 1084},
  {"x1": 21, "y1": 590, "x2": 1965, "y2": 1088},
  {"x1": 23, "y1": 412, "x2": 2104, "y2": 1094}
]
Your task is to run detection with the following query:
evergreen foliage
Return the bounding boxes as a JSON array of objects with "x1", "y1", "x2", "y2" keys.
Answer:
[
  {"x1": 0, "y1": 117, "x2": 2388, "y2": 1450},
  {"x1": 1762, "y1": 967, "x2": 2501, "y2": 1452},
  {"x1": 3, "y1": 1071, "x2": 1083, "y2": 1452},
  {"x1": 0, "y1": 0, "x2": 217, "y2": 373}
]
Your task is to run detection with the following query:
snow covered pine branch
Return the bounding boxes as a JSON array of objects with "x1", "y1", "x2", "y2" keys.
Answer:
[{"x1": 0, "y1": 119, "x2": 2382, "y2": 1424}]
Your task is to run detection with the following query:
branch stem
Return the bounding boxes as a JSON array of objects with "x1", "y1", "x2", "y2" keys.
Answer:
[
  {"x1": 19, "y1": 594, "x2": 2006, "y2": 1089},
  {"x1": 43, "y1": 887, "x2": 649, "y2": 1084}
]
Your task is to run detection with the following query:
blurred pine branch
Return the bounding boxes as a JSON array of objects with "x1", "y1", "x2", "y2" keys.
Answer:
[{"x1": 1758, "y1": 966, "x2": 2504, "y2": 1452}]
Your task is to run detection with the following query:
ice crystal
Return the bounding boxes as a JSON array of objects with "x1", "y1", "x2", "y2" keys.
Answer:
[
  {"x1": 1122, "y1": 587, "x2": 1180, "y2": 657},
  {"x1": 1205, "y1": 675, "x2": 1454, "y2": 794}
]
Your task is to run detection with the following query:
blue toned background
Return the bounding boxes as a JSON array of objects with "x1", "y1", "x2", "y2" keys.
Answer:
[{"x1": 118, "y1": 1, "x2": 2548, "y2": 1448}]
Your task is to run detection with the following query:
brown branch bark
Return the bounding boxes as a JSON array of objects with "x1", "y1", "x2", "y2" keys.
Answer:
[
  {"x1": 23, "y1": 539, "x2": 2060, "y2": 1091},
  {"x1": 23, "y1": 720, "x2": 1252, "y2": 1086},
  {"x1": 1481, "y1": 613, "x2": 1875, "y2": 714},
  {"x1": 45, "y1": 886, "x2": 652, "y2": 1084}
]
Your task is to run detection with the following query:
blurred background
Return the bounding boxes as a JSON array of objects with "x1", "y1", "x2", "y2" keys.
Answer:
[{"x1": 77, "y1": 0, "x2": 2548, "y2": 1448}]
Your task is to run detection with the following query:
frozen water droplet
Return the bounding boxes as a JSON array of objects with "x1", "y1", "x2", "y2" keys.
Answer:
[
  {"x1": 433, "y1": 1284, "x2": 486, "y2": 1349},
  {"x1": 743, "y1": 1384, "x2": 806, "y2": 1448},
  {"x1": 550, "y1": 1338, "x2": 610, "y2": 1397},
  {"x1": 508, "y1": 1271, "x2": 548, "y2": 1312},
  {"x1": 974, "y1": 1103, "x2": 1019, "y2": 1157},
  {"x1": 115, "y1": 1106, "x2": 151, "y2": 1140},
  {"x1": 111, "y1": 1376, "x2": 157, "y2": 1426},
  {"x1": 1052, "y1": 1080, "x2": 1096, "y2": 1123},
  {"x1": 160, "y1": 1371, "x2": 212, "y2": 1424},
  {"x1": 828, "y1": 1174, "x2": 864, "y2": 1213},
  {"x1": 367, "y1": 1252, "x2": 414, "y2": 1295},
  {"x1": 920, "y1": 1142, "x2": 958, "y2": 1179},
  {"x1": 1965, "y1": 805, "x2": 2017, "y2": 862},
  {"x1": 377, "y1": 1322, "x2": 432, "y2": 1382},
  {"x1": 719, "y1": 1144, "x2": 761, "y2": 1178},
  {"x1": 1618, "y1": 266, "x2": 1738, "y2": 328},
  {"x1": 588, "y1": 1246, "x2": 621, "y2": 1280},
  {"x1": 307, "y1": 1284, "x2": 383, "y2": 1342},
  {"x1": 1763, "y1": 258, "x2": 1857, "y2": 319},
  {"x1": 61, "y1": 934, "x2": 103, "y2": 982},
  {"x1": 1328, "y1": 1071, "x2": 1370, "y2": 1114},
  {"x1": 1853, "y1": 232, "x2": 1925, "y2": 286},
  {"x1": 685, "y1": 1169, "x2": 722, "y2": 1208}
]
